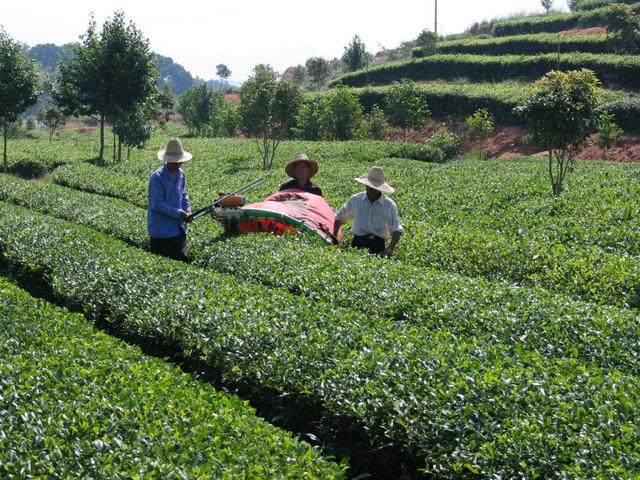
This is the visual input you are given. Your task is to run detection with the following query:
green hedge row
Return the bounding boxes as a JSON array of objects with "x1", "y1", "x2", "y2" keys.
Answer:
[
  {"x1": 413, "y1": 33, "x2": 611, "y2": 57},
  {"x1": 312, "y1": 82, "x2": 528, "y2": 123},
  {"x1": 2, "y1": 202, "x2": 640, "y2": 477},
  {"x1": 595, "y1": 98, "x2": 640, "y2": 131},
  {"x1": 573, "y1": 0, "x2": 638, "y2": 11},
  {"x1": 1, "y1": 176, "x2": 640, "y2": 371},
  {"x1": 0, "y1": 277, "x2": 345, "y2": 479},
  {"x1": 310, "y1": 82, "x2": 627, "y2": 126},
  {"x1": 13, "y1": 161, "x2": 640, "y2": 309},
  {"x1": 53, "y1": 163, "x2": 149, "y2": 208},
  {"x1": 493, "y1": 2, "x2": 640, "y2": 36},
  {"x1": 331, "y1": 52, "x2": 640, "y2": 90}
]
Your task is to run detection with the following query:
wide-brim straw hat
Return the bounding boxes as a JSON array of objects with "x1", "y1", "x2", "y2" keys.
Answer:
[
  {"x1": 157, "y1": 138, "x2": 192, "y2": 163},
  {"x1": 285, "y1": 154, "x2": 318, "y2": 178},
  {"x1": 354, "y1": 166, "x2": 395, "y2": 193}
]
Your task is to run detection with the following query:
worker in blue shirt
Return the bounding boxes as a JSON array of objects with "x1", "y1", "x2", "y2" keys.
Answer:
[{"x1": 148, "y1": 138, "x2": 193, "y2": 262}]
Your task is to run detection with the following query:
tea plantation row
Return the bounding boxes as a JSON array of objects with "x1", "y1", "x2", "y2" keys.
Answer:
[
  {"x1": 415, "y1": 33, "x2": 610, "y2": 57},
  {"x1": 0, "y1": 277, "x2": 345, "y2": 478},
  {"x1": 492, "y1": 2, "x2": 640, "y2": 36},
  {"x1": 2, "y1": 202, "x2": 640, "y2": 476},
  {"x1": 331, "y1": 52, "x2": 640, "y2": 89},
  {"x1": 32, "y1": 157, "x2": 640, "y2": 308},
  {"x1": 3, "y1": 174, "x2": 640, "y2": 362}
]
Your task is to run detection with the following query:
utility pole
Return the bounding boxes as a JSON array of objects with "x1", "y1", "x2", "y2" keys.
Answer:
[{"x1": 435, "y1": 0, "x2": 438, "y2": 36}]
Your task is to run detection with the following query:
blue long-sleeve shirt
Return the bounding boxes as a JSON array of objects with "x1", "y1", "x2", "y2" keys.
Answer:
[{"x1": 147, "y1": 165, "x2": 191, "y2": 238}]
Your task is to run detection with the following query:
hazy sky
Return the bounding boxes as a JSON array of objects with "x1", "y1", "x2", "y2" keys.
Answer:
[{"x1": 3, "y1": 0, "x2": 569, "y2": 82}]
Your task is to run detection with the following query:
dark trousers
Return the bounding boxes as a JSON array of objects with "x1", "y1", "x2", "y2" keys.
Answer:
[
  {"x1": 150, "y1": 232, "x2": 188, "y2": 262},
  {"x1": 352, "y1": 234, "x2": 385, "y2": 256}
]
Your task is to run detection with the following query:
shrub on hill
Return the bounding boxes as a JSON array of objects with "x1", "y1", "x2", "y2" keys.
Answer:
[{"x1": 595, "y1": 98, "x2": 640, "y2": 131}]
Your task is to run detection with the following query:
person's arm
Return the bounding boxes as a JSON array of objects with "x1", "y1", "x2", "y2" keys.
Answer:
[
  {"x1": 384, "y1": 230, "x2": 402, "y2": 258},
  {"x1": 181, "y1": 175, "x2": 192, "y2": 222},
  {"x1": 149, "y1": 174, "x2": 181, "y2": 219},
  {"x1": 384, "y1": 201, "x2": 404, "y2": 258},
  {"x1": 333, "y1": 197, "x2": 353, "y2": 237}
]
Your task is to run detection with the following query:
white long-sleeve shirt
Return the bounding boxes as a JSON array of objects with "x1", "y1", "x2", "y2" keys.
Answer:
[{"x1": 336, "y1": 191, "x2": 404, "y2": 240}]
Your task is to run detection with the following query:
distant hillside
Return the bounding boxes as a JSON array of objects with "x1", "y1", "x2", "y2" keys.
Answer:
[{"x1": 24, "y1": 43, "x2": 225, "y2": 97}]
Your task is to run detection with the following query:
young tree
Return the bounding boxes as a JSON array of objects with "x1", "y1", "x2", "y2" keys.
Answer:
[
  {"x1": 515, "y1": 69, "x2": 601, "y2": 196},
  {"x1": 112, "y1": 103, "x2": 155, "y2": 161},
  {"x1": 415, "y1": 29, "x2": 438, "y2": 55},
  {"x1": 318, "y1": 86, "x2": 363, "y2": 140},
  {"x1": 54, "y1": 11, "x2": 157, "y2": 165},
  {"x1": 342, "y1": 35, "x2": 369, "y2": 72},
  {"x1": 0, "y1": 29, "x2": 40, "y2": 172},
  {"x1": 305, "y1": 57, "x2": 330, "y2": 88},
  {"x1": 465, "y1": 108, "x2": 495, "y2": 160},
  {"x1": 37, "y1": 106, "x2": 67, "y2": 142},
  {"x1": 596, "y1": 110, "x2": 622, "y2": 161},
  {"x1": 385, "y1": 79, "x2": 431, "y2": 141},
  {"x1": 178, "y1": 82, "x2": 224, "y2": 136},
  {"x1": 221, "y1": 102, "x2": 241, "y2": 137},
  {"x1": 292, "y1": 64, "x2": 306, "y2": 84},
  {"x1": 216, "y1": 63, "x2": 231, "y2": 90},
  {"x1": 366, "y1": 105, "x2": 390, "y2": 140},
  {"x1": 604, "y1": 4, "x2": 640, "y2": 53},
  {"x1": 239, "y1": 64, "x2": 302, "y2": 170},
  {"x1": 156, "y1": 83, "x2": 175, "y2": 127},
  {"x1": 541, "y1": 0, "x2": 553, "y2": 14}
]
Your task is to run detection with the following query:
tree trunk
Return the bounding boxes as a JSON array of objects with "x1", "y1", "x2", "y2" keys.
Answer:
[
  {"x1": 113, "y1": 130, "x2": 116, "y2": 163},
  {"x1": 49, "y1": 129, "x2": 53, "y2": 143},
  {"x1": 552, "y1": 182, "x2": 563, "y2": 196},
  {"x1": 99, "y1": 115, "x2": 105, "y2": 165},
  {"x1": 118, "y1": 136, "x2": 122, "y2": 163},
  {"x1": 3, "y1": 118, "x2": 7, "y2": 174}
]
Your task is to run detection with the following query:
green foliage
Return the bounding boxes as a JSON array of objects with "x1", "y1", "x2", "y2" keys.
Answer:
[
  {"x1": 571, "y1": 0, "x2": 638, "y2": 11},
  {"x1": 341, "y1": 34, "x2": 368, "y2": 72},
  {"x1": 604, "y1": 3, "x2": 640, "y2": 53},
  {"x1": 23, "y1": 147, "x2": 640, "y2": 309},
  {"x1": 112, "y1": 103, "x2": 155, "y2": 161},
  {"x1": 0, "y1": 28, "x2": 40, "y2": 172},
  {"x1": 515, "y1": 69, "x2": 602, "y2": 195},
  {"x1": 388, "y1": 128, "x2": 462, "y2": 162},
  {"x1": 493, "y1": 2, "x2": 640, "y2": 35},
  {"x1": 596, "y1": 109, "x2": 623, "y2": 158},
  {"x1": 54, "y1": 11, "x2": 158, "y2": 164},
  {"x1": 465, "y1": 108, "x2": 495, "y2": 160},
  {"x1": 178, "y1": 82, "x2": 224, "y2": 136},
  {"x1": 215, "y1": 63, "x2": 231, "y2": 89},
  {"x1": 415, "y1": 29, "x2": 438, "y2": 55},
  {"x1": 292, "y1": 64, "x2": 306, "y2": 84},
  {"x1": 331, "y1": 51, "x2": 640, "y2": 90},
  {"x1": 220, "y1": 102, "x2": 241, "y2": 137},
  {"x1": 419, "y1": 33, "x2": 611, "y2": 57},
  {"x1": 318, "y1": 86, "x2": 363, "y2": 140},
  {"x1": 541, "y1": 0, "x2": 554, "y2": 13},
  {"x1": 305, "y1": 56, "x2": 331, "y2": 88},
  {"x1": 156, "y1": 83, "x2": 175, "y2": 126},
  {"x1": 595, "y1": 98, "x2": 640, "y2": 131},
  {"x1": 0, "y1": 277, "x2": 345, "y2": 478},
  {"x1": 385, "y1": 79, "x2": 430, "y2": 141},
  {"x1": 294, "y1": 97, "x2": 323, "y2": 140},
  {"x1": 239, "y1": 65, "x2": 302, "y2": 169},
  {"x1": 362, "y1": 104, "x2": 389, "y2": 140},
  {"x1": 37, "y1": 106, "x2": 66, "y2": 142},
  {"x1": 3, "y1": 201, "x2": 640, "y2": 478}
]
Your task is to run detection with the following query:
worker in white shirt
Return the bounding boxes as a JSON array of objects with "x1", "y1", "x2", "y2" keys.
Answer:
[{"x1": 333, "y1": 166, "x2": 403, "y2": 258}]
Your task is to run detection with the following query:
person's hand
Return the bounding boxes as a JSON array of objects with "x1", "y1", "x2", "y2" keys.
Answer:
[
  {"x1": 181, "y1": 211, "x2": 193, "y2": 223},
  {"x1": 383, "y1": 247, "x2": 394, "y2": 258}
]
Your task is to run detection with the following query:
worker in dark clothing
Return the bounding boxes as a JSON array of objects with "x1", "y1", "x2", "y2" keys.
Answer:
[{"x1": 279, "y1": 153, "x2": 323, "y2": 196}]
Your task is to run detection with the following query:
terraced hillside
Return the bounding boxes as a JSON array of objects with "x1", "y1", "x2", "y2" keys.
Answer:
[{"x1": 330, "y1": 1, "x2": 640, "y2": 131}]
